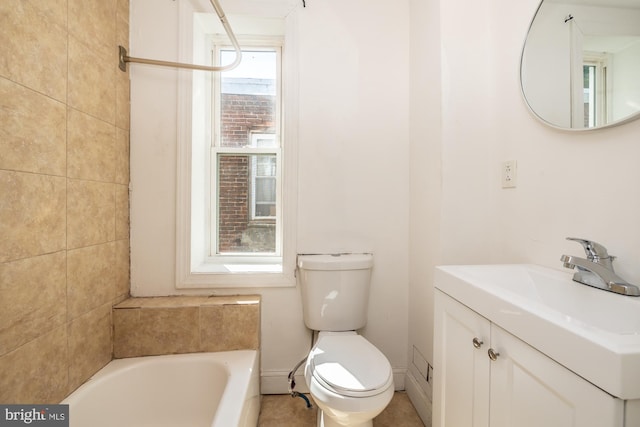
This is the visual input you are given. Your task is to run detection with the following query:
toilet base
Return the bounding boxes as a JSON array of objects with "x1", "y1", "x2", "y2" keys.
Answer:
[{"x1": 317, "y1": 409, "x2": 372, "y2": 427}]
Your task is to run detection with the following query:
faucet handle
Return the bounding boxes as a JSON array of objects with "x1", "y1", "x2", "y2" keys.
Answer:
[{"x1": 566, "y1": 237, "x2": 612, "y2": 260}]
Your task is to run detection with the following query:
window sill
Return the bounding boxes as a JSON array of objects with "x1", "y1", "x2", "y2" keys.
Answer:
[
  {"x1": 176, "y1": 259, "x2": 295, "y2": 289},
  {"x1": 194, "y1": 259, "x2": 282, "y2": 274}
]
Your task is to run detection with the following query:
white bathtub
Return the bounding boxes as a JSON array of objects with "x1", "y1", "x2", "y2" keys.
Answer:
[{"x1": 62, "y1": 350, "x2": 260, "y2": 427}]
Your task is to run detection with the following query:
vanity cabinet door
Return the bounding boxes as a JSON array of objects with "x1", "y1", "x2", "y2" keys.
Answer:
[
  {"x1": 434, "y1": 290, "x2": 491, "y2": 427},
  {"x1": 489, "y1": 324, "x2": 624, "y2": 427}
]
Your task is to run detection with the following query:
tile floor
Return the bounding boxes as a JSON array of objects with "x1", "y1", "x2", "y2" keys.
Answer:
[{"x1": 258, "y1": 392, "x2": 425, "y2": 427}]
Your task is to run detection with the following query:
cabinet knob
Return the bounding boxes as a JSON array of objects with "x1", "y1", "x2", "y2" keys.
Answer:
[
  {"x1": 488, "y1": 348, "x2": 500, "y2": 361},
  {"x1": 472, "y1": 337, "x2": 484, "y2": 349}
]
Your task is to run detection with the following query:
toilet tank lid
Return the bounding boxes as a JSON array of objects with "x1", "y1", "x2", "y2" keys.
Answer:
[{"x1": 297, "y1": 254, "x2": 373, "y2": 271}]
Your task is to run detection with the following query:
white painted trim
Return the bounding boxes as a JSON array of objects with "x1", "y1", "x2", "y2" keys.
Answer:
[
  {"x1": 405, "y1": 370, "x2": 433, "y2": 427},
  {"x1": 175, "y1": 5, "x2": 299, "y2": 289},
  {"x1": 392, "y1": 368, "x2": 407, "y2": 391},
  {"x1": 260, "y1": 368, "x2": 408, "y2": 395},
  {"x1": 261, "y1": 370, "x2": 309, "y2": 395}
]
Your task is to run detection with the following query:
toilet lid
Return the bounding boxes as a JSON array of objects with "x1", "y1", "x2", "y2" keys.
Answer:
[{"x1": 310, "y1": 334, "x2": 392, "y2": 397}]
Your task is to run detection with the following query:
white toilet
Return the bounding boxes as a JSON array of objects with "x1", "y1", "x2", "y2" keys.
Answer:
[{"x1": 298, "y1": 253, "x2": 394, "y2": 427}]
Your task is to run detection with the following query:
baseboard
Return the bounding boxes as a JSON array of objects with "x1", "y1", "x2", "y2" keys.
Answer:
[
  {"x1": 261, "y1": 367, "x2": 408, "y2": 395},
  {"x1": 405, "y1": 370, "x2": 432, "y2": 427},
  {"x1": 261, "y1": 370, "x2": 309, "y2": 394},
  {"x1": 392, "y1": 367, "x2": 406, "y2": 390}
]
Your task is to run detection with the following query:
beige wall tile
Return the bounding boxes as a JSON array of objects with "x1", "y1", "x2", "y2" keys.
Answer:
[
  {"x1": 115, "y1": 184, "x2": 129, "y2": 240},
  {"x1": 0, "y1": 78, "x2": 66, "y2": 176},
  {"x1": 67, "y1": 304, "x2": 112, "y2": 393},
  {"x1": 116, "y1": 66, "x2": 131, "y2": 131},
  {"x1": 0, "y1": 1, "x2": 67, "y2": 102},
  {"x1": 67, "y1": 179, "x2": 115, "y2": 249},
  {"x1": 0, "y1": 252, "x2": 66, "y2": 356},
  {"x1": 113, "y1": 297, "x2": 260, "y2": 358},
  {"x1": 112, "y1": 308, "x2": 140, "y2": 358},
  {"x1": 115, "y1": 295, "x2": 260, "y2": 309},
  {"x1": 68, "y1": 36, "x2": 116, "y2": 124},
  {"x1": 67, "y1": 243, "x2": 116, "y2": 320},
  {"x1": 0, "y1": 326, "x2": 68, "y2": 404},
  {"x1": 117, "y1": 0, "x2": 129, "y2": 24},
  {"x1": 114, "y1": 308, "x2": 140, "y2": 357},
  {"x1": 223, "y1": 304, "x2": 260, "y2": 350},
  {"x1": 113, "y1": 307, "x2": 200, "y2": 357},
  {"x1": 138, "y1": 307, "x2": 200, "y2": 355},
  {"x1": 201, "y1": 304, "x2": 260, "y2": 351},
  {"x1": 23, "y1": 0, "x2": 68, "y2": 26},
  {"x1": 0, "y1": 171, "x2": 66, "y2": 262},
  {"x1": 67, "y1": 109, "x2": 116, "y2": 182},
  {"x1": 68, "y1": 0, "x2": 117, "y2": 51},
  {"x1": 114, "y1": 239, "x2": 130, "y2": 298},
  {"x1": 200, "y1": 305, "x2": 225, "y2": 352},
  {"x1": 114, "y1": 296, "x2": 208, "y2": 309},
  {"x1": 116, "y1": 8, "x2": 130, "y2": 131},
  {"x1": 115, "y1": 128, "x2": 130, "y2": 184},
  {"x1": 0, "y1": 0, "x2": 129, "y2": 404}
]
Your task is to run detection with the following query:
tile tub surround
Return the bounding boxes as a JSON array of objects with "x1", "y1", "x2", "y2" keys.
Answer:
[
  {"x1": 113, "y1": 296, "x2": 261, "y2": 358},
  {"x1": 0, "y1": 0, "x2": 130, "y2": 404}
]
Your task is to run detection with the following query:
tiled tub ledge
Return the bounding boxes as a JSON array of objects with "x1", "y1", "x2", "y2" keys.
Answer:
[{"x1": 113, "y1": 295, "x2": 260, "y2": 358}]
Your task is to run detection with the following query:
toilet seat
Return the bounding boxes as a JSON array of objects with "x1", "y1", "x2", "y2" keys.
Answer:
[{"x1": 308, "y1": 332, "x2": 393, "y2": 398}]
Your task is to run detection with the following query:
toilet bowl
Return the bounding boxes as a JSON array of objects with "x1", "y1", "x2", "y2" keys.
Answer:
[{"x1": 304, "y1": 331, "x2": 394, "y2": 427}]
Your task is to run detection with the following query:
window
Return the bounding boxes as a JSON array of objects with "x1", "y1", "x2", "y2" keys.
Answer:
[
  {"x1": 176, "y1": 10, "x2": 297, "y2": 288},
  {"x1": 212, "y1": 47, "x2": 281, "y2": 256},
  {"x1": 583, "y1": 53, "x2": 609, "y2": 128},
  {"x1": 250, "y1": 134, "x2": 277, "y2": 220},
  {"x1": 583, "y1": 64, "x2": 597, "y2": 127}
]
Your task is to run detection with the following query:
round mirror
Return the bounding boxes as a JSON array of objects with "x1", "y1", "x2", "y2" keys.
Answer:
[{"x1": 520, "y1": 0, "x2": 640, "y2": 130}]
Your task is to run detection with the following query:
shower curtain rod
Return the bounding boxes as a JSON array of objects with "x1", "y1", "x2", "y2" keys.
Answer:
[{"x1": 118, "y1": 0, "x2": 242, "y2": 73}]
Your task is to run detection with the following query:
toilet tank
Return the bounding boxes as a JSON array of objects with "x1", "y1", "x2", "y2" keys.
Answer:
[{"x1": 297, "y1": 253, "x2": 373, "y2": 331}]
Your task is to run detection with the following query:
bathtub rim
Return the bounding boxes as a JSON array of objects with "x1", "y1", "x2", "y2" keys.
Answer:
[{"x1": 62, "y1": 350, "x2": 260, "y2": 427}]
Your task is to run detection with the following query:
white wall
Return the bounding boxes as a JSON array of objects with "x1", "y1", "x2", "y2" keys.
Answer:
[
  {"x1": 408, "y1": 0, "x2": 640, "y2": 419},
  {"x1": 295, "y1": 1, "x2": 411, "y2": 376},
  {"x1": 521, "y1": 3, "x2": 573, "y2": 128},
  {"x1": 612, "y1": 41, "x2": 640, "y2": 121},
  {"x1": 407, "y1": 0, "x2": 441, "y2": 421},
  {"x1": 129, "y1": 0, "x2": 410, "y2": 393},
  {"x1": 439, "y1": 0, "x2": 640, "y2": 276},
  {"x1": 130, "y1": 0, "x2": 640, "y2": 419}
]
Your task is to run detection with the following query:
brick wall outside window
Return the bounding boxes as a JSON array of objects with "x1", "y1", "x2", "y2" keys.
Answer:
[{"x1": 218, "y1": 93, "x2": 276, "y2": 252}]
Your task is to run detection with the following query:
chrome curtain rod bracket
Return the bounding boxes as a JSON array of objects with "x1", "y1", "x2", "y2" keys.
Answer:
[
  {"x1": 118, "y1": 46, "x2": 128, "y2": 72},
  {"x1": 119, "y1": 0, "x2": 242, "y2": 73}
]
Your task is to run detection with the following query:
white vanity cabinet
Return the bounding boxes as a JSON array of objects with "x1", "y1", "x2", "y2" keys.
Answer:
[{"x1": 433, "y1": 289, "x2": 624, "y2": 427}]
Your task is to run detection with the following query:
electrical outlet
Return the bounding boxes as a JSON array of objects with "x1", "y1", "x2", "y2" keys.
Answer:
[{"x1": 501, "y1": 160, "x2": 517, "y2": 188}]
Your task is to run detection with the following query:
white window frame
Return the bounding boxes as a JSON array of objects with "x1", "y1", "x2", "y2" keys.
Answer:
[
  {"x1": 249, "y1": 133, "x2": 278, "y2": 221},
  {"x1": 583, "y1": 52, "x2": 610, "y2": 128},
  {"x1": 175, "y1": 5, "x2": 298, "y2": 288},
  {"x1": 210, "y1": 43, "x2": 282, "y2": 260}
]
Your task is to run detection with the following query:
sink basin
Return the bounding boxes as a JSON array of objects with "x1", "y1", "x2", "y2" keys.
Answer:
[{"x1": 435, "y1": 264, "x2": 640, "y2": 400}]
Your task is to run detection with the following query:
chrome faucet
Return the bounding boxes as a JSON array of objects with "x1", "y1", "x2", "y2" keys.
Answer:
[{"x1": 560, "y1": 237, "x2": 640, "y2": 296}]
